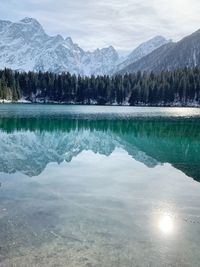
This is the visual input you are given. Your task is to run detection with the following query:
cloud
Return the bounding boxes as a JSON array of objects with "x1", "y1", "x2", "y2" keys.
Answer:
[{"x1": 1, "y1": 0, "x2": 200, "y2": 54}]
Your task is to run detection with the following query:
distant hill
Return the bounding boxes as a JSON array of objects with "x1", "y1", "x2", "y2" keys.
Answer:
[
  {"x1": 119, "y1": 29, "x2": 200, "y2": 74},
  {"x1": 112, "y1": 36, "x2": 171, "y2": 73}
]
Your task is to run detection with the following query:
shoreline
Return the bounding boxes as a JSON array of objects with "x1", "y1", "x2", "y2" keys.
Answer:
[{"x1": 0, "y1": 100, "x2": 200, "y2": 108}]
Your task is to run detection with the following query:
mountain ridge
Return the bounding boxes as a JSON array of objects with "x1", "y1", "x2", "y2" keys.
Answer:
[
  {"x1": 0, "y1": 17, "x2": 119, "y2": 76},
  {"x1": 2, "y1": 17, "x2": 200, "y2": 76},
  {"x1": 0, "y1": 17, "x2": 170, "y2": 76},
  {"x1": 119, "y1": 29, "x2": 200, "y2": 74},
  {"x1": 112, "y1": 36, "x2": 171, "y2": 73}
]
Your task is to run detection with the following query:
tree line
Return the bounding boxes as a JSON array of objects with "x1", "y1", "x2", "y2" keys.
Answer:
[{"x1": 0, "y1": 67, "x2": 200, "y2": 105}]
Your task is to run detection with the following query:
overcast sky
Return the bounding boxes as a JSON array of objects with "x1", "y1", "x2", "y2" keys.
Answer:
[{"x1": 1, "y1": 0, "x2": 200, "y2": 54}]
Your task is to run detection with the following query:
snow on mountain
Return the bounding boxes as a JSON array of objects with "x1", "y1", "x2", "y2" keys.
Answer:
[
  {"x1": 0, "y1": 17, "x2": 119, "y2": 76},
  {"x1": 113, "y1": 36, "x2": 171, "y2": 73},
  {"x1": 119, "y1": 29, "x2": 200, "y2": 74},
  {"x1": 83, "y1": 46, "x2": 119, "y2": 76},
  {"x1": 0, "y1": 17, "x2": 174, "y2": 76}
]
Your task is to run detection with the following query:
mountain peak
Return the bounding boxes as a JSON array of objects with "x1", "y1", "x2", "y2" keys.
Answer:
[
  {"x1": 20, "y1": 17, "x2": 40, "y2": 25},
  {"x1": 144, "y1": 35, "x2": 171, "y2": 46},
  {"x1": 108, "y1": 45, "x2": 115, "y2": 50},
  {"x1": 0, "y1": 17, "x2": 119, "y2": 76},
  {"x1": 55, "y1": 34, "x2": 64, "y2": 42},
  {"x1": 112, "y1": 35, "x2": 171, "y2": 74},
  {"x1": 0, "y1": 19, "x2": 12, "y2": 25},
  {"x1": 16, "y1": 17, "x2": 45, "y2": 37},
  {"x1": 152, "y1": 35, "x2": 167, "y2": 41},
  {"x1": 65, "y1": 37, "x2": 74, "y2": 46},
  {"x1": 106, "y1": 46, "x2": 117, "y2": 54},
  {"x1": 19, "y1": 17, "x2": 44, "y2": 33},
  {"x1": 119, "y1": 28, "x2": 200, "y2": 74},
  {"x1": 0, "y1": 19, "x2": 12, "y2": 32}
]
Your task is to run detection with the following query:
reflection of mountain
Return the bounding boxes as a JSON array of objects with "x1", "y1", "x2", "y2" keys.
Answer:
[
  {"x1": 0, "y1": 129, "x2": 157, "y2": 177},
  {"x1": 0, "y1": 118, "x2": 200, "y2": 181}
]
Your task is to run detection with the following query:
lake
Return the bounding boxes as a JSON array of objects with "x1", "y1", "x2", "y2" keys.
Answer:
[{"x1": 0, "y1": 104, "x2": 200, "y2": 267}]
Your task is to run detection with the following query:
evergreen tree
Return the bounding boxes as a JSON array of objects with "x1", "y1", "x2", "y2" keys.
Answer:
[{"x1": 0, "y1": 67, "x2": 199, "y2": 106}]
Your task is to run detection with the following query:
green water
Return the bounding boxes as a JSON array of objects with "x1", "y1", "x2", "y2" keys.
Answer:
[{"x1": 0, "y1": 104, "x2": 200, "y2": 266}]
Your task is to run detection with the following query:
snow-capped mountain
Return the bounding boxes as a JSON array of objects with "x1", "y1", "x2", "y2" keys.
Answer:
[
  {"x1": 113, "y1": 36, "x2": 171, "y2": 73},
  {"x1": 0, "y1": 17, "x2": 119, "y2": 76},
  {"x1": 119, "y1": 29, "x2": 200, "y2": 74}
]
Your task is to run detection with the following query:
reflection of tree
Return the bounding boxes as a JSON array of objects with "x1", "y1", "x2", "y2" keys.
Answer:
[
  {"x1": 1, "y1": 117, "x2": 200, "y2": 136},
  {"x1": 0, "y1": 117, "x2": 200, "y2": 181}
]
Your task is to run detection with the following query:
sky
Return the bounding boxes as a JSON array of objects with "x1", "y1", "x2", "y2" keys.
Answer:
[{"x1": 1, "y1": 0, "x2": 200, "y2": 55}]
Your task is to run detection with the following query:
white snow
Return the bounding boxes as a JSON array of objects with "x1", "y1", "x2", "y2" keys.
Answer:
[
  {"x1": 193, "y1": 50, "x2": 197, "y2": 66},
  {"x1": 113, "y1": 36, "x2": 171, "y2": 73},
  {"x1": 0, "y1": 98, "x2": 31, "y2": 103},
  {"x1": 0, "y1": 17, "x2": 119, "y2": 76}
]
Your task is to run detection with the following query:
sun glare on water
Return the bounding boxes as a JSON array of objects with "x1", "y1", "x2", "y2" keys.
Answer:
[{"x1": 158, "y1": 214, "x2": 174, "y2": 235}]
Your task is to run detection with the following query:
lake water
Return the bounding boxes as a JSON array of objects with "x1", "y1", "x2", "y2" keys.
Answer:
[{"x1": 0, "y1": 104, "x2": 200, "y2": 267}]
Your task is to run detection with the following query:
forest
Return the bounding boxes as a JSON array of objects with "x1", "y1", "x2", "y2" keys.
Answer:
[{"x1": 0, "y1": 67, "x2": 200, "y2": 106}]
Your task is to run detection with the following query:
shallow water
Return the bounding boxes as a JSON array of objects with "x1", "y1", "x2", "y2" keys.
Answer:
[{"x1": 0, "y1": 104, "x2": 200, "y2": 267}]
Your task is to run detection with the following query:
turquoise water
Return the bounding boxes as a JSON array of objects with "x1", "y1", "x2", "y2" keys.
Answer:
[{"x1": 0, "y1": 104, "x2": 200, "y2": 266}]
